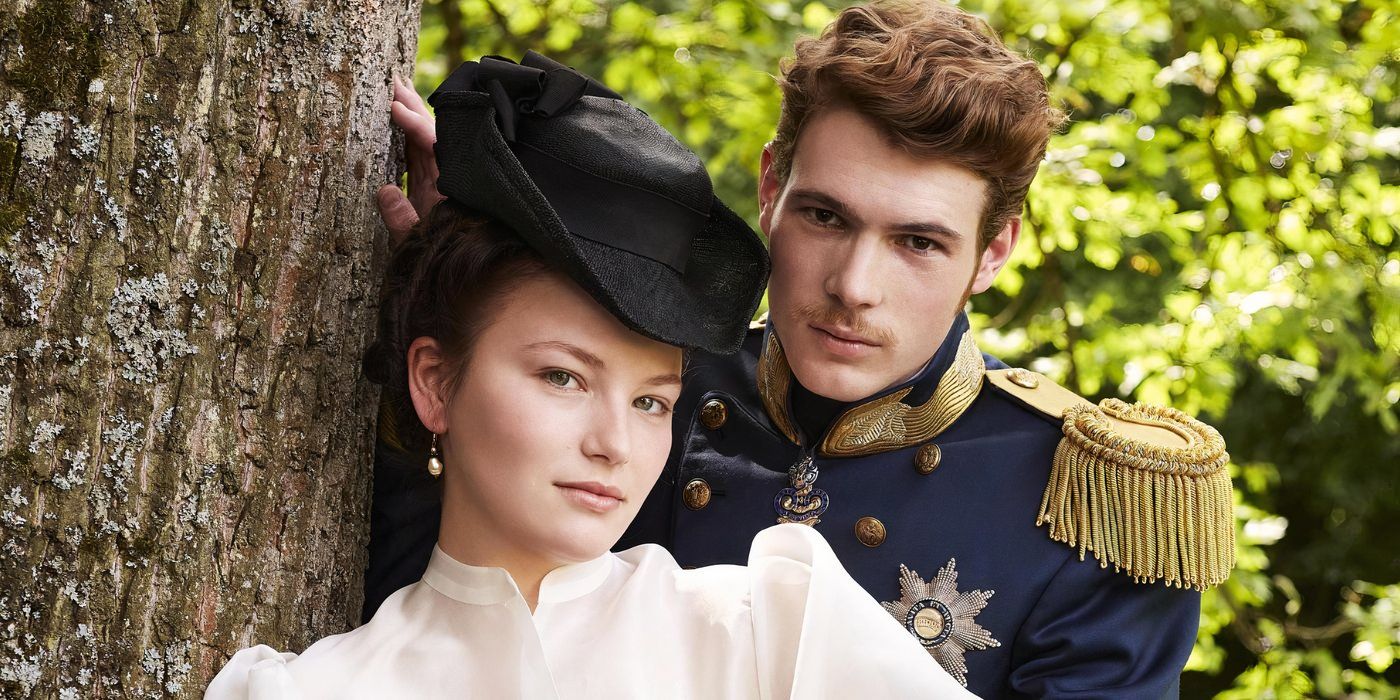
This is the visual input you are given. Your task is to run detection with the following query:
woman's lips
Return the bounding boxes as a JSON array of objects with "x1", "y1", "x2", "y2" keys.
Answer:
[{"x1": 555, "y1": 482, "x2": 624, "y2": 514}]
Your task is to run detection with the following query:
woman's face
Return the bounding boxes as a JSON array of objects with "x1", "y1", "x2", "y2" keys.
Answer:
[{"x1": 412, "y1": 271, "x2": 683, "y2": 567}]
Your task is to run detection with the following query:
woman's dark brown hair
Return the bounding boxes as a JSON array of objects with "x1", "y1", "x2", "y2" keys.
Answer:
[{"x1": 364, "y1": 200, "x2": 550, "y2": 453}]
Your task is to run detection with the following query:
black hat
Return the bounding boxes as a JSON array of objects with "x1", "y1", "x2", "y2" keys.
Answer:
[{"x1": 427, "y1": 52, "x2": 770, "y2": 355}]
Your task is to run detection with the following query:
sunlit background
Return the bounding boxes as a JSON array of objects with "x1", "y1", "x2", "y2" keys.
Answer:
[{"x1": 410, "y1": 1, "x2": 1399, "y2": 696}]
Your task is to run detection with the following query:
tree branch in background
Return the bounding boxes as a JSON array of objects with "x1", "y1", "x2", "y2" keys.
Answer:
[{"x1": 444, "y1": 0, "x2": 466, "y2": 67}]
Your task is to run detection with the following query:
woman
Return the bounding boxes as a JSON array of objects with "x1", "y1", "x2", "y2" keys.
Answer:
[{"x1": 206, "y1": 54, "x2": 974, "y2": 699}]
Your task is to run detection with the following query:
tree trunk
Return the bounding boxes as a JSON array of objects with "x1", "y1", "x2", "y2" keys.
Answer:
[{"x1": 0, "y1": 0, "x2": 420, "y2": 696}]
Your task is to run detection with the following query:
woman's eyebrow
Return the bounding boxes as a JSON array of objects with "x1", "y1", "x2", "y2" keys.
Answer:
[
  {"x1": 523, "y1": 341, "x2": 605, "y2": 370},
  {"x1": 643, "y1": 373, "x2": 682, "y2": 388},
  {"x1": 524, "y1": 341, "x2": 680, "y2": 387}
]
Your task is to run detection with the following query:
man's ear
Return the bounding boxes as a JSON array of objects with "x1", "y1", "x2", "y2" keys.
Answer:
[
  {"x1": 758, "y1": 143, "x2": 782, "y2": 239},
  {"x1": 407, "y1": 337, "x2": 453, "y2": 435},
  {"x1": 969, "y1": 217, "x2": 1021, "y2": 294}
]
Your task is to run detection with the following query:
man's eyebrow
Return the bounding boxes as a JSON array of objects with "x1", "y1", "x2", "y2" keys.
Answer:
[
  {"x1": 788, "y1": 188, "x2": 855, "y2": 220},
  {"x1": 890, "y1": 220, "x2": 966, "y2": 243},
  {"x1": 788, "y1": 188, "x2": 966, "y2": 243},
  {"x1": 523, "y1": 341, "x2": 605, "y2": 370}
]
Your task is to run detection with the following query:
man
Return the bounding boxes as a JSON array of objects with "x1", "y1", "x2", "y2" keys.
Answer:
[{"x1": 369, "y1": 2, "x2": 1234, "y2": 697}]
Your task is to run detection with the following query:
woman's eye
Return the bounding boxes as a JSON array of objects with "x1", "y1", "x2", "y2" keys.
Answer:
[
  {"x1": 633, "y1": 396, "x2": 670, "y2": 415},
  {"x1": 545, "y1": 370, "x2": 578, "y2": 388}
]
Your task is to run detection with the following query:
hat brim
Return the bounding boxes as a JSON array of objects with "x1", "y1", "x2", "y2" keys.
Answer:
[{"x1": 557, "y1": 196, "x2": 769, "y2": 354}]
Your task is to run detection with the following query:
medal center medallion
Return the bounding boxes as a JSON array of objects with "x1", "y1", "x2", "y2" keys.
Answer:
[{"x1": 905, "y1": 598, "x2": 954, "y2": 647}]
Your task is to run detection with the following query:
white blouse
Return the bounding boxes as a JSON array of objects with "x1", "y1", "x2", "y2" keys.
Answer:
[{"x1": 206, "y1": 524, "x2": 975, "y2": 699}]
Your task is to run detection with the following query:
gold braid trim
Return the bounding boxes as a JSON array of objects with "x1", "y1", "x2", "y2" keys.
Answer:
[
  {"x1": 757, "y1": 331, "x2": 801, "y2": 445},
  {"x1": 756, "y1": 329, "x2": 985, "y2": 456},
  {"x1": 378, "y1": 398, "x2": 405, "y2": 452},
  {"x1": 1038, "y1": 398, "x2": 1234, "y2": 590},
  {"x1": 820, "y1": 331, "x2": 984, "y2": 456}
]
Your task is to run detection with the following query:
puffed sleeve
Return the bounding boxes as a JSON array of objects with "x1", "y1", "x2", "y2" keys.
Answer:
[
  {"x1": 204, "y1": 645, "x2": 302, "y2": 700},
  {"x1": 1007, "y1": 554, "x2": 1199, "y2": 698},
  {"x1": 747, "y1": 524, "x2": 978, "y2": 699}
]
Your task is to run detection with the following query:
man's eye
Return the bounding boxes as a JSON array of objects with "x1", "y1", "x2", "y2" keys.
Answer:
[
  {"x1": 545, "y1": 370, "x2": 578, "y2": 388},
  {"x1": 904, "y1": 235, "x2": 936, "y2": 252},
  {"x1": 806, "y1": 208, "x2": 840, "y2": 227}
]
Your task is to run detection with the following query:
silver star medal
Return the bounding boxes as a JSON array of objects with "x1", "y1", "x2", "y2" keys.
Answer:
[{"x1": 881, "y1": 559, "x2": 1000, "y2": 687}]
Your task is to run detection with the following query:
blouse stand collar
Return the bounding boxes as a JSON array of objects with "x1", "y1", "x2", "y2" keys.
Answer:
[{"x1": 421, "y1": 545, "x2": 614, "y2": 607}]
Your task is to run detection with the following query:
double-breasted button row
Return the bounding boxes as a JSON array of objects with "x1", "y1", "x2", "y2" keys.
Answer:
[
  {"x1": 687, "y1": 399, "x2": 725, "y2": 511},
  {"x1": 685, "y1": 477, "x2": 890, "y2": 548},
  {"x1": 854, "y1": 443, "x2": 942, "y2": 547}
]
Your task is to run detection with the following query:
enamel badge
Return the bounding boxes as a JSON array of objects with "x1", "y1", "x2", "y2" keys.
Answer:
[
  {"x1": 881, "y1": 560, "x2": 999, "y2": 687},
  {"x1": 773, "y1": 455, "x2": 828, "y2": 526}
]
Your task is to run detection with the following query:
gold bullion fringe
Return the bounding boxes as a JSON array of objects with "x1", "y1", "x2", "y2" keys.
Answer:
[{"x1": 1037, "y1": 399, "x2": 1235, "y2": 590}]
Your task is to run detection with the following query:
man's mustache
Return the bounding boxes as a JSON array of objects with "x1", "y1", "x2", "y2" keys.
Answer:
[{"x1": 792, "y1": 303, "x2": 896, "y2": 348}]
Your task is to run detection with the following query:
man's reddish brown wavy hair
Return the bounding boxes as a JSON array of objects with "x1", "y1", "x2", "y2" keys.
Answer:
[{"x1": 770, "y1": 1, "x2": 1067, "y2": 248}]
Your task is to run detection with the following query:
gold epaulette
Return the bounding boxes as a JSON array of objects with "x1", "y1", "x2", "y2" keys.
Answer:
[{"x1": 987, "y1": 369, "x2": 1234, "y2": 590}]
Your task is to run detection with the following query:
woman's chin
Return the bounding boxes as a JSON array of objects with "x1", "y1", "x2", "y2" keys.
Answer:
[
  {"x1": 545, "y1": 498, "x2": 642, "y2": 555},
  {"x1": 541, "y1": 520, "x2": 628, "y2": 562}
]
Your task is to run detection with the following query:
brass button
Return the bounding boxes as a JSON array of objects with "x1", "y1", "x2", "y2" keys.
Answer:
[
  {"x1": 682, "y1": 478, "x2": 712, "y2": 510},
  {"x1": 915, "y1": 444, "x2": 942, "y2": 475},
  {"x1": 699, "y1": 399, "x2": 728, "y2": 430},
  {"x1": 1007, "y1": 367, "x2": 1040, "y2": 389},
  {"x1": 854, "y1": 516, "x2": 886, "y2": 547}
]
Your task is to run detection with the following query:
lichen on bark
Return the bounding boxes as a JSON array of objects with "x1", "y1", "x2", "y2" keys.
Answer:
[{"x1": 0, "y1": 0, "x2": 422, "y2": 696}]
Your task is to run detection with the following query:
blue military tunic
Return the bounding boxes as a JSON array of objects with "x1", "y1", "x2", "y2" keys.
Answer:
[{"x1": 619, "y1": 313, "x2": 1207, "y2": 698}]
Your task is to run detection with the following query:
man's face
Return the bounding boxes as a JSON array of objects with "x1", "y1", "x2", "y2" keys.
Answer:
[{"x1": 759, "y1": 107, "x2": 1018, "y2": 402}]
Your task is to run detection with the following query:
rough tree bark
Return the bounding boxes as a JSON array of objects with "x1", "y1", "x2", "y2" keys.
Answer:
[{"x1": 0, "y1": 0, "x2": 421, "y2": 696}]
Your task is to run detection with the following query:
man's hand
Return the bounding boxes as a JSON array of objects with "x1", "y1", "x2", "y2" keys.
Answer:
[{"x1": 378, "y1": 77, "x2": 443, "y2": 246}]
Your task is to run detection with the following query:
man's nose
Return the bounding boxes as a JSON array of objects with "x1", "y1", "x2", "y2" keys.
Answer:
[{"x1": 823, "y1": 236, "x2": 883, "y2": 309}]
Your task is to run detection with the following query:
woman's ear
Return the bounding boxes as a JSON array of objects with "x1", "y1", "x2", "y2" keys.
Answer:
[{"x1": 407, "y1": 337, "x2": 453, "y2": 435}]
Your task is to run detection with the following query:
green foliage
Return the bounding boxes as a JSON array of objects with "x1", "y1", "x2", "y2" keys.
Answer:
[{"x1": 416, "y1": 1, "x2": 1398, "y2": 695}]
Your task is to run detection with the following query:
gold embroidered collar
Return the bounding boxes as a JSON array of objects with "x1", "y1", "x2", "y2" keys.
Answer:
[{"x1": 756, "y1": 329, "x2": 986, "y2": 457}]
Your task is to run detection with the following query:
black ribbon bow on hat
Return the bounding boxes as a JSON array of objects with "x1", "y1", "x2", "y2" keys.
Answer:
[
  {"x1": 431, "y1": 51, "x2": 623, "y2": 142},
  {"x1": 429, "y1": 53, "x2": 704, "y2": 275}
]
